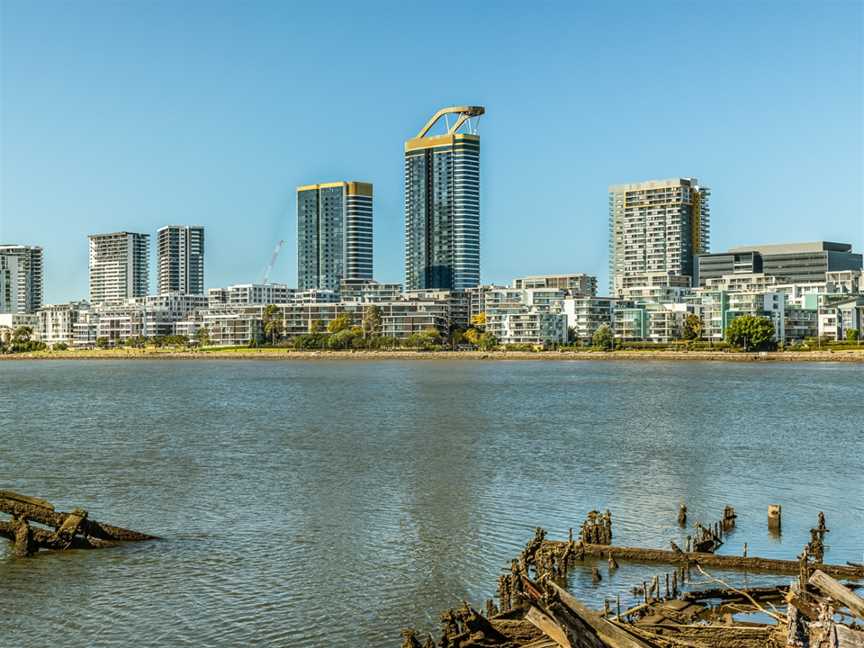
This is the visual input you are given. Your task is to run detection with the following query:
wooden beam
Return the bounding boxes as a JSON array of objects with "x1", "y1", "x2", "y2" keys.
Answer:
[
  {"x1": 525, "y1": 606, "x2": 573, "y2": 648},
  {"x1": 0, "y1": 521, "x2": 114, "y2": 551},
  {"x1": 809, "y1": 570, "x2": 864, "y2": 620},
  {"x1": 0, "y1": 490, "x2": 55, "y2": 510},
  {"x1": 547, "y1": 582, "x2": 655, "y2": 648},
  {"x1": 544, "y1": 541, "x2": 864, "y2": 579}
]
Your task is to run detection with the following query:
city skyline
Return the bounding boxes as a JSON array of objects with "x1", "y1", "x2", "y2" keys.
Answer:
[{"x1": 2, "y1": 2, "x2": 862, "y2": 303}]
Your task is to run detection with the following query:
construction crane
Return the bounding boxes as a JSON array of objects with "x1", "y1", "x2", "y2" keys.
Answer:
[{"x1": 261, "y1": 240, "x2": 285, "y2": 284}]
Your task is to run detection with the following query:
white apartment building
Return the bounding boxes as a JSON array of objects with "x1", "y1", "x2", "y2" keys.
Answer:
[
  {"x1": 512, "y1": 273, "x2": 597, "y2": 296},
  {"x1": 36, "y1": 301, "x2": 90, "y2": 346},
  {"x1": 88, "y1": 232, "x2": 150, "y2": 304},
  {"x1": 208, "y1": 283, "x2": 295, "y2": 307},
  {"x1": 609, "y1": 178, "x2": 710, "y2": 295},
  {"x1": 561, "y1": 297, "x2": 615, "y2": 344}
]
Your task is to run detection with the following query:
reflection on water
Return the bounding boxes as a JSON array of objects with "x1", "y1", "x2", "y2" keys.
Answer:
[{"x1": 1, "y1": 359, "x2": 862, "y2": 647}]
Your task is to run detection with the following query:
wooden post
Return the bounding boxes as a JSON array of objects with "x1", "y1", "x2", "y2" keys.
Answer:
[
  {"x1": 616, "y1": 593, "x2": 621, "y2": 620},
  {"x1": 768, "y1": 504, "x2": 781, "y2": 534},
  {"x1": 665, "y1": 573, "x2": 670, "y2": 599}
]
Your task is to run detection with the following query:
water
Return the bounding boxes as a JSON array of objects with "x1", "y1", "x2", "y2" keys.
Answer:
[{"x1": 1, "y1": 359, "x2": 862, "y2": 647}]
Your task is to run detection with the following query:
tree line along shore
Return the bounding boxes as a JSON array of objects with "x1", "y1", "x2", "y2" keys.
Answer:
[
  {"x1": 2, "y1": 311, "x2": 862, "y2": 360},
  {"x1": 2, "y1": 346, "x2": 863, "y2": 362}
]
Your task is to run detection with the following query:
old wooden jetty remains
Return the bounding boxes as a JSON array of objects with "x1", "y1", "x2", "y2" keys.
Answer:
[
  {"x1": 401, "y1": 507, "x2": 864, "y2": 648},
  {"x1": 0, "y1": 490, "x2": 158, "y2": 556}
]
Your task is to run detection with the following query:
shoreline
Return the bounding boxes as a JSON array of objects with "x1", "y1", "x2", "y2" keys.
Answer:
[{"x1": 3, "y1": 348, "x2": 864, "y2": 362}]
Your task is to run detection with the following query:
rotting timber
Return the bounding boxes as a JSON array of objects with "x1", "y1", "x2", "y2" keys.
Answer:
[
  {"x1": 0, "y1": 490, "x2": 158, "y2": 557},
  {"x1": 401, "y1": 508, "x2": 864, "y2": 648}
]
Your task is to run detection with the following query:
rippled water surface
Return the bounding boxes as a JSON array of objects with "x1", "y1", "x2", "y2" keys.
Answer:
[{"x1": 2, "y1": 359, "x2": 863, "y2": 647}]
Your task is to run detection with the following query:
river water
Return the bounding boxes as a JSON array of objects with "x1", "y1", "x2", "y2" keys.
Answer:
[{"x1": 1, "y1": 359, "x2": 862, "y2": 646}]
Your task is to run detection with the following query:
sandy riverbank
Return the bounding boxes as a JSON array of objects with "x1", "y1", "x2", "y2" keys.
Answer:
[{"x1": 3, "y1": 348, "x2": 864, "y2": 362}]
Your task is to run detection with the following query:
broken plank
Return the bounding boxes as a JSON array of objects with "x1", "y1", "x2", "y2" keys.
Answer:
[
  {"x1": 0, "y1": 496, "x2": 158, "y2": 541},
  {"x1": 0, "y1": 490, "x2": 55, "y2": 510},
  {"x1": 809, "y1": 570, "x2": 864, "y2": 620},
  {"x1": 547, "y1": 582, "x2": 655, "y2": 648},
  {"x1": 835, "y1": 625, "x2": 864, "y2": 648},
  {"x1": 525, "y1": 606, "x2": 574, "y2": 648}
]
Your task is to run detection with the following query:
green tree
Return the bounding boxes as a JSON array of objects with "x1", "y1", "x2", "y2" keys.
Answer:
[
  {"x1": 327, "y1": 312, "x2": 352, "y2": 334},
  {"x1": 195, "y1": 326, "x2": 211, "y2": 347},
  {"x1": 12, "y1": 326, "x2": 33, "y2": 344},
  {"x1": 308, "y1": 319, "x2": 324, "y2": 334},
  {"x1": 592, "y1": 325, "x2": 614, "y2": 351},
  {"x1": 682, "y1": 314, "x2": 703, "y2": 340},
  {"x1": 53, "y1": 342, "x2": 69, "y2": 351},
  {"x1": 477, "y1": 332, "x2": 498, "y2": 351},
  {"x1": 95, "y1": 337, "x2": 110, "y2": 349},
  {"x1": 846, "y1": 328, "x2": 860, "y2": 342},
  {"x1": 262, "y1": 304, "x2": 283, "y2": 345},
  {"x1": 450, "y1": 327, "x2": 466, "y2": 349},
  {"x1": 362, "y1": 304, "x2": 382, "y2": 338},
  {"x1": 725, "y1": 315, "x2": 776, "y2": 351},
  {"x1": 327, "y1": 328, "x2": 359, "y2": 349}
]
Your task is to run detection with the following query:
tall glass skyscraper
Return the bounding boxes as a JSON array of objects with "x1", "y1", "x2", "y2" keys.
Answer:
[
  {"x1": 404, "y1": 106, "x2": 484, "y2": 291},
  {"x1": 297, "y1": 182, "x2": 373, "y2": 291}
]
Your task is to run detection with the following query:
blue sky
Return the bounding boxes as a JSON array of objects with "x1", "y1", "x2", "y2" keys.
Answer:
[{"x1": 1, "y1": 1, "x2": 862, "y2": 302}]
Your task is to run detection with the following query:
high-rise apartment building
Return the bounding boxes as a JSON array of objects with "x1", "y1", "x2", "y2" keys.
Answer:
[
  {"x1": 88, "y1": 232, "x2": 150, "y2": 304},
  {"x1": 297, "y1": 182, "x2": 373, "y2": 291},
  {"x1": 0, "y1": 245, "x2": 43, "y2": 313},
  {"x1": 157, "y1": 225, "x2": 205, "y2": 295},
  {"x1": 404, "y1": 105, "x2": 484, "y2": 291},
  {"x1": 608, "y1": 178, "x2": 710, "y2": 294}
]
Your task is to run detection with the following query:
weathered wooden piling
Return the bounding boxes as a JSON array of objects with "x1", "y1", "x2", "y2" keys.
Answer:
[{"x1": 768, "y1": 504, "x2": 781, "y2": 533}]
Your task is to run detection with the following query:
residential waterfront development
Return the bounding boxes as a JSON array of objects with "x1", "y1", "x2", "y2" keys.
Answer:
[{"x1": 1, "y1": 105, "x2": 863, "y2": 352}]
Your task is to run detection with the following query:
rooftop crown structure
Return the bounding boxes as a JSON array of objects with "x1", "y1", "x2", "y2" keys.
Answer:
[{"x1": 404, "y1": 106, "x2": 484, "y2": 291}]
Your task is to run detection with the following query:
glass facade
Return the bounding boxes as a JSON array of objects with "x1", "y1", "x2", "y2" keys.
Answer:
[
  {"x1": 157, "y1": 226, "x2": 204, "y2": 295},
  {"x1": 404, "y1": 134, "x2": 480, "y2": 291},
  {"x1": 297, "y1": 182, "x2": 373, "y2": 292}
]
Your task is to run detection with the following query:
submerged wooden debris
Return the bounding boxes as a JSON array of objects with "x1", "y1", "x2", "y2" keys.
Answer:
[
  {"x1": 0, "y1": 490, "x2": 158, "y2": 557},
  {"x1": 402, "y1": 507, "x2": 864, "y2": 648}
]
